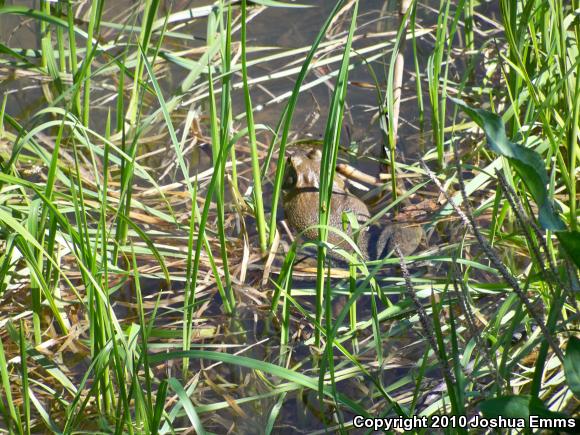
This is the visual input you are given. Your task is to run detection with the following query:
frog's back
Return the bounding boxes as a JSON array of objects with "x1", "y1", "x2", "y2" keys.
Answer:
[
  {"x1": 281, "y1": 147, "x2": 422, "y2": 260},
  {"x1": 282, "y1": 148, "x2": 370, "y2": 246}
]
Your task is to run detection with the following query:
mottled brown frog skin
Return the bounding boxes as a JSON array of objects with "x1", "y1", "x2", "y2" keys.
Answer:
[{"x1": 282, "y1": 148, "x2": 422, "y2": 260}]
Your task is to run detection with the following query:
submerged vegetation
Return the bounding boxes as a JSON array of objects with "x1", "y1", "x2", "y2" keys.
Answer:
[{"x1": 0, "y1": 0, "x2": 578, "y2": 432}]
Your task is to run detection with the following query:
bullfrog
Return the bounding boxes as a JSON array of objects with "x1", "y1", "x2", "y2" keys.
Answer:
[{"x1": 282, "y1": 148, "x2": 422, "y2": 260}]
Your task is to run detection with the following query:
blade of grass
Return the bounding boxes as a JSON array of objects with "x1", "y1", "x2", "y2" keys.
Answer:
[
  {"x1": 241, "y1": 0, "x2": 267, "y2": 254},
  {"x1": 315, "y1": 0, "x2": 358, "y2": 347},
  {"x1": 267, "y1": 0, "x2": 347, "y2": 247}
]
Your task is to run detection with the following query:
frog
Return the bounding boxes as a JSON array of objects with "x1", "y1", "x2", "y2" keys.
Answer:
[{"x1": 281, "y1": 148, "x2": 423, "y2": 261}]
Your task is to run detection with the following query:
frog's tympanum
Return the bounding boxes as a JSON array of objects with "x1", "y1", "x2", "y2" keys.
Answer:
[{"x1": 282, "y1": 148, "x2": 422, "y2": 260}]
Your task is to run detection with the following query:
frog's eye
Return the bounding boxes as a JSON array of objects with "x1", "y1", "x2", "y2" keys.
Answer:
[
  {"x1": 308, "y1": 148, "x2": 322, "y2": 161},
  {"x1": 283, "y1": 164, "x2": 297, "y2": 189}
]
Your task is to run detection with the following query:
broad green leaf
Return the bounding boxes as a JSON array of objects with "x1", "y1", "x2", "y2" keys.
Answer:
[
  {"x1": 564, "y1": 336, "x2": 580, "y2": 398},
  {"x1": 480, "y1": 395, "x2": 530, "y2": 419},
  {"x1": 451, "y1": 97, "x2": 566, "y2": 232},
  {"x1": 557, "y1": 231, "x2": 580, "y2": 270},
  {"x1": 481, "y1": 395, "x2": 570, "y2": 424}
]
